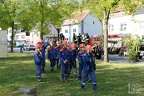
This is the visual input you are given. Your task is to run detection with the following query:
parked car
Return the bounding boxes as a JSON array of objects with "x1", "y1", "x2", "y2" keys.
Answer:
[
  {"x1": 139, "y1": 45, "x2": 144, "y2": 59},
  {"x1": 24, "y1": 45, "x2": 35, "y2": 51}
]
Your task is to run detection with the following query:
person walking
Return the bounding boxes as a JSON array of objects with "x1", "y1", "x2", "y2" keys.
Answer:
[
  {"x1": 80, "y1": 45, "x2": 98, "y2": 91},
  {"x1": 77, "y1": 43, "x2": 85, "y2": 80},
  {"x1": 39, "y1": 39, "x2": 48, "y2": 73},
  {"x1": 68, "y1": 43, "x2": 78, "y2": 79},
  {"x1": 59, "y1": 40, "x2": 70, "y2": 82},
  {"x1": 34, "y1": 43, "x2": 43, "y2": 82},
  {"x1": 47, "y1": 40, "x2": 57, "y2": 72}
]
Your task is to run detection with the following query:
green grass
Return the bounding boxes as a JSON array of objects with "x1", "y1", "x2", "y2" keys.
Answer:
[{"x1": 0, "y1": 53, "x2": 144, "y2": 96}]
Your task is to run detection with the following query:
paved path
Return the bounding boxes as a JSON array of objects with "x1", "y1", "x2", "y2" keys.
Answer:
[
  {"x1": 101, "y1": 54, "x2": 144, "y2": 64},
  {"x1": 8, "y1": 48, "x2": 144, "y2": 64}
]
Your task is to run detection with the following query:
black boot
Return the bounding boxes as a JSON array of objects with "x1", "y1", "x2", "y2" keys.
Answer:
[
  {"x1": 50, "y1": 69, "x2": 53, "y2": 72},
  {"x1": 78, "y1": 75, "x2": 82, "y2": 80},
  {"x1": 42, "y1": 69, "x2": 45, "y2": 73},
  {"x1": 60, "y1": 73, "x2": 64, "y2": 82},
  {"x1": 80, "y1": 85, "x2": 85, "y2": 91}
]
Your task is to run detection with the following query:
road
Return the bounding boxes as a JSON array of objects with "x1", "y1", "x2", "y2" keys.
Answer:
[
  {"x1": 101, "y1": 54, "x2": 144, "y2": 64},
  {"x1": 8, "y1": 47, "x2": 144, "y2": 64},
  {"x1": 8, "y1": 47, "x2": 35, "y2": 54}
]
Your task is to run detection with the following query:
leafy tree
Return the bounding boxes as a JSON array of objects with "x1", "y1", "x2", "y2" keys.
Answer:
[
  {"x1": 18, "y1": 0, "x2": 79, "y2": 39},
  {"x1": 81, "y1": 0, "x2": 141, "y2": 63},
  {"x1": 0, "y1": 0, "x2": 24, "y2": 52},
  {"x1": 122, "y1": 34, "x2": 142, "y2": 62}
]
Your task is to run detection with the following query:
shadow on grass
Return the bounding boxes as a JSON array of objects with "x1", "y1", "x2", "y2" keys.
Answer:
[
  {"x1": 0, "y1": 53, "x2": 34, "y2": 61},
  {"x1": 1, "y1": 53, "x2": 144, "y2": 96}
]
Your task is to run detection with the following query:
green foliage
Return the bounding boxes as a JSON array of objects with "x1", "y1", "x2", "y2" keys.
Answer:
[
  {"x1": 123, "y1": 34, "x2": 142, "y2": 62},
  {"x1": 17, "y1": 0, "x2": 79, "y2": 38},
  {"x1": 0, "y1": 0, "x2": 23, "y2": 29}
]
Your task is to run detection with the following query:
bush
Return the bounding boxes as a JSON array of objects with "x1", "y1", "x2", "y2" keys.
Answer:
[{"x1": 122, "y1": 34, "x2": 142, "y2": 62}]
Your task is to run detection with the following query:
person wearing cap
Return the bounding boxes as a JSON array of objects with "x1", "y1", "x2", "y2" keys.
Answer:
[
  {"x1": 34, "y1": 43, "x2": 43, "y2": 82},
  {"x1": 80, "y1": 45, "x2": 97, "y2": 91},
  {"x1": 68, "y1": 43, "x2": 78, "y2": 79},
  {"x1": 59, "y1": 40, "x2": 70, "y2": 82},
  {"x1": 39, "y1": 39, "x2": 48, "y2": 73},
  {"x1": 47, "y1": 40, "x2": 57, "y2": 72},
  {"x1": 77, "y1": 43, "x2": 85, "y2": 80}
]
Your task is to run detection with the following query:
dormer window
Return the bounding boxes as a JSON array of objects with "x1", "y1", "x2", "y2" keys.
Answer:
[
  {"x1": 72, "y1": 20, "x2": 75, "y2": 23},
  {"x1": 65, "y1": 21, "x2": 70, "y2": 24},
  {"x1": 109, "y1": 13, "x2": 114, "y2": 18},
  {"x1": 121, "y1": 12, "x2": 125, "y2": 16}
]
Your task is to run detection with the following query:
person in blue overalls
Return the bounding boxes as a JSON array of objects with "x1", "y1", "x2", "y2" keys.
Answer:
[
  {"x1": 34, "y1": 43, "x2": 43, "y2": 82},
  {"x1": 39, "y1": 39, "x2": 48, "y2": 73},
  {"x1": 59, "y1": 40, "x2": 70, "y2": 82},
  {"x1": 55, "y1": 40, "x2": 62, "y2": 69},
  {"x1": 68, "y1": 43, "x2": 78, "y2": 79},
  {"x1": 80, "y1": 45, "x2": 97, "y2": 91},
  {"x1": 77, "y1": 43, "x2": 85, "y2": 80},
  {"x1": 47, "y1": 40, "x2": 57, "y2": 72}
]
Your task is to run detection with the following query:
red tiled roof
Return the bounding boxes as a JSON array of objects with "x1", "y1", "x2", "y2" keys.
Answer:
[{"x1": 62, "y1": 10, "x2": 90, "y2": 26}]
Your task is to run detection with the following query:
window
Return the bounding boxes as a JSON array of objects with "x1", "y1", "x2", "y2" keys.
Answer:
[
  {"x1": 16, "y1": 35, "x2": 19, "y2": 39},
  {"x1": 65, "y1": 30, "x2": 68, "y2": 33},
  {"x1": 21, "y1": 29, "x2": 25, "y2": 32},
  {"x1": 120, "y1": 23, "x2": 126, "y2": 31},
  {"x1": 26, "y1": 32, "x2": 30, "y2": 36},
  {"x1": 72, "y1": 20, "x2": 75, "y2": 23},
  {"x1": 142, "y1": 35, "x2": 144, "y2": 41},
  {"x1": 65, "y1": 21, "x2": 70, "y2": 24},
  {"x1": 109, "y1": 13, "x2": 114, "y2": 18},
  {"x1": 93, "y1": 21, "x2": 95, "y2": 24},
  {"x1": 109, "y1": 24, "x2": 114, "y2": 32},
  {"x1": 21, "y1": 35, "x2": 25, "y2": 39},
  {"x1": 73, "y1": 29, "x2": 76, "y2": 32},
  {"x1": 140, "y1": 21, "x2": 144, "y2": 28}
]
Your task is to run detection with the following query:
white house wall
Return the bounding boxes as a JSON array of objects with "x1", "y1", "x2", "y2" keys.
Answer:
[
  {"x1": 70, "y1": 25, "x2": 80, "y2": 42},
  {"x1": 61, "y1": 26, "x2": 70, "y2": 42},
  {"x1": 29, "y1": 31, "x2": 40, "y2": 45},
  {"x1": 108, "y1": 14, "x2": 144, "y2": 38},
  {"x1": 83, "y1": 14, "x2": 102, "y2": 36}
]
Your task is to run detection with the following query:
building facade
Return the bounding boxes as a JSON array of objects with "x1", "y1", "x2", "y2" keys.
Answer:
[
  {"x1": 108, "y1": 5, "x2": 144, "y2": 41},
  {"x1": 61, "y1": 10, "x2": 102, "y2": 42}
]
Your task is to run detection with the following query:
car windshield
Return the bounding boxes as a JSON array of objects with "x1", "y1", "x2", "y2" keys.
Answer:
[
  {"x1": 24, "y1": 45, "x2": 29, "y2": 47},
  {"x1": 30, "y1": 45, "x2": 34, "y2": 47}
]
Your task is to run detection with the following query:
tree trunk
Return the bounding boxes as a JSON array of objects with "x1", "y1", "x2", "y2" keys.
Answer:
[
  {"x1": 40, "y1": 0, "x2": 44, "y2": 40},
  {"x1": 57, "y1": 28, "x2": 60, "y2": 40},
  {"x1": 11, "y1": 21, "x2": 14, "y2": 52},
  {"x1": 103, "y1": 10, "x2": 109, "y2": 63}
]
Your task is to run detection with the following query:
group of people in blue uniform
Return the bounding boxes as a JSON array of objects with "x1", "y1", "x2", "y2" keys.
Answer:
[{"x1": 34, "y1": 39, "x2": 98, "y2": 91}]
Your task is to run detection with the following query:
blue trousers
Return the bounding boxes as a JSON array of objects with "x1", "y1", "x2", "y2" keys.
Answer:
[
  {"x1": 81, "y1": 70, "x2": 97, "y2": 89},
  {"x1": 61, "y1": 62, "x2": 70, "y2": 79},
  {"x1": 56, "y1": 58, "x2": 60, "y2": 69},
  {"x1": 78, "y1": 62, "x2": 83, "y2": 79},
  {"x1": 69, "y1": 58, "x2": 77, "y2": 78},
  {"x1": 20, "y1": 48, "x2": 23, "y2": 53},
  {"x1": 36, "y1": 64, "x2": 42, "y2": 80},
  {"x1": 41, "y1": 56, "x2": 46, "y2": 71},
  {"x1": 50, "y1": 59, "x2": 56, "y2": 71}
]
